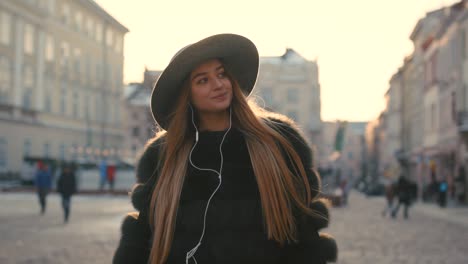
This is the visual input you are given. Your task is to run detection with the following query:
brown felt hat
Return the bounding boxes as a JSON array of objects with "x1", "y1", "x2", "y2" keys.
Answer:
[{"x1": 151, "y1": 33, "x2": 259, "y2": 130}]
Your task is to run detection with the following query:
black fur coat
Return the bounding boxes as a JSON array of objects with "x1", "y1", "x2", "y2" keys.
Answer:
[{"x1": 113, "y1": 116, "x2": 337, "y2": 264}]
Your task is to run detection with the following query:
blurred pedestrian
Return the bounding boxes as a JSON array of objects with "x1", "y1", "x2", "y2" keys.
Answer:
[
  {"x1": 382, "y1": 179, "x2": 395, "y2": 217},
  {"x1": 438, "y1": 179, "x2": 448, "y2": 208},
  {"x1": 113, "y1": 34, "x2": 337, "y2": 264},
  {"x1": 455, "y1": 166, "x2": 466, "y2": 203},
  {"x1": 391, "y1": 175, "x2": 416, "y2": 219},
  {"x1": 34, "y1": 161, "x2": 52, "y2": 214},
  {"x1": 107, "y1": 163, "x2": 116, "y2": 192},
  {"x1": 57, "y1": 164, "x2": 77, "y2": 223}
]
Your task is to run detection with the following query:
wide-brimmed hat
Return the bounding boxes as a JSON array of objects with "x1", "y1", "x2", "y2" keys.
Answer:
[{"x1": 151, "y1": 33, "x2": 259, "y2": 130}]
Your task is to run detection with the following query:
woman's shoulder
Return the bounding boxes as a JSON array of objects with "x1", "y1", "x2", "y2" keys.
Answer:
[
  {"x1": 130, "y1": 133, "x2": 167, "y2": 211},
  {"x1": 143, "y1": 132, "x2": 167, "y2": 152},
  {"x1": 136, "y1": 132, "x2": 166, "y2": 183},
  {"x1": 260, "y1": 112, "x2": 314, "y2": 166},
  {"x1": 261, "y1": 112, "x2": 310, "y2": 146},
  {"x1": 261, "y1": 111, "x2": 297, "y2": 128}
]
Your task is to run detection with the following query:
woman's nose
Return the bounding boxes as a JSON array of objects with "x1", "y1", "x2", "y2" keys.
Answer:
[{"x1": 213, "y1": 77, "x2": 223, "y2": 88}]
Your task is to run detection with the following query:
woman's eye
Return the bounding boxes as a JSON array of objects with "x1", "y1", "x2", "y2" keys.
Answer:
[
  {"x1": 218, "y1": 72, "x2": 226, "y2": 78},
  {"x1": 197, "y1": 78, "x2": 208, "y2": 84}
]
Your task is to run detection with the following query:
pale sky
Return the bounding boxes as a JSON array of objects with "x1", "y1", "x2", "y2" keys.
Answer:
[{"x1": 95, "y1": 0, "x2": 459, "y2": 122}]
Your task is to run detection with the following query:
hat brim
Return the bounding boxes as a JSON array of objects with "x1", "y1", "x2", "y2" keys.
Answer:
[{"x1": 151, "y1": 34, "x2": 259, "y2": 130}]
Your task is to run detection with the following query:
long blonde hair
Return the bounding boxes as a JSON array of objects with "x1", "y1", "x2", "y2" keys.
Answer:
[{"x1": 148, "y1": 71, "x2": 319, "y2": 264}]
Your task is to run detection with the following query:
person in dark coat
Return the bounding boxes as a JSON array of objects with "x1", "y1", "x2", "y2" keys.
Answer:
[
  {"x1": 391, "y1": 175, "x2": 416, "y2": 219},
  {"x1": 57, "y1": 164, "x2": 77, "y2": 223},
  {"x1": 34, "y1": 161, "x2": 52, "y2": 214},
  {"x1": 113, "y1": 34, "x2": 337, "y2": 264}
]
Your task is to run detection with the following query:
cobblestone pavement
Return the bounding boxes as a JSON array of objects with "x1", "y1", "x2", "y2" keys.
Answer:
[
  {"x1": 1, "y1": 191, "x2": 467, "y2": 264},
  {"x1": 326, "y1": 192, "x2": 468, "y2": 264},
  {"x1": 0, "y1": 193, "x2": 133, "y2": 264}
]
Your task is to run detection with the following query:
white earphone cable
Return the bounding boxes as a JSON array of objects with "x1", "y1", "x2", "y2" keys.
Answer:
[{"x1": 186, "y1": 106, "x2": 232, "y2": 264}]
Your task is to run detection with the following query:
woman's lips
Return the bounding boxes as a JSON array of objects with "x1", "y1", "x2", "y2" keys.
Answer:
[{"x1": 212, "y1": 93, "x2": 227, "y2": 100}]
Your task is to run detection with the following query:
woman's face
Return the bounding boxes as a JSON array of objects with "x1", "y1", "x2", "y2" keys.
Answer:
[{"x1": 189, "y1": 59, "x2": 233, "y2": 114}]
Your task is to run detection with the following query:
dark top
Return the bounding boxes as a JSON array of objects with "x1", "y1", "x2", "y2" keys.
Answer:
[
  {"x1": 57, "y1": 171, "x2": 77, "y2": 196},
  {"x1": 395, "y1": 177, "x2": 417, "y2": 203},
  {"x1": 113, "y1": 117, "x2": 337, "y2": 264}
]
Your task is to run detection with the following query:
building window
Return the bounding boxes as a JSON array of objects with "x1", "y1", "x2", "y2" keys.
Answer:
[
  {"x1": 23, "y1": 90, "x2": 33, "y2": 109},
  {"x1": 0, "y1": 11, "x2": 12, "y2": 46},
  {"x1": 115, "y1": 69, "x2": 122, "y2": 90},
  {"x1": 86, "y1": 17, "x2": 94, "y2": 38},
  {"x1": 38, "y1": 0, "x2": 48, "y2": 10},
  {"x1": 84, "y1": 94, "x2": 89, "y2": 120},
  {"x1": 0, "y1": 56, "x2": 11, "y2": 103},
  {"x1": 114, "y1": 104, "x2": 120, "y2": 123},
  {"x1": 107, "y1": 65, "x2": 113, "y2": 89},
  {"x1": 43, "y1": 142, "x2": 50, "y2": 158},
  {"x1": 115, "y1": 35, "x2": 123, "y2": 53},
  {"x1": 106, "y1": 28, "x2": 113, "y2": 47},
  {"x1": 24, "y1": 0, "x2": 38, "y2": 6},
  {"x1": 107, "y1": 101, "x2": 113, "y2": 123},
  {"x1": 431, "y1": 103, "x2": 436, "y2": 132},
  {"x1": 44, "y1": 78, "x2": 53, "y2": 112},
  {"x1": 132, "y1": 127, "x2": 140, "y2": 137},
  {"x1": 0, "y1": 138, "x2": 6, "y2": 168},
  {"x1": 44, "y1": 94, "x2": 51, "y2": 112},
  {"x1": 73, "y1": 48, "x2": 81, "y2": 76},
  {"x1": 60, "y1": 41, "x2": 69, "y2": 77},
  {"x1": 23, "y1": 66, "x2": 34, "y2": 109},
  {"x1": 95, "y1": 23, "x2": 103, "y2": 43},
  {"x1": 74, "y1": 11, "x2": 82, "y2": 32},
  {"x1": 71, "y1": 143, "x2": 77, "y2": 159},
  {"x1": 425, "y1": 52, "x2": 437, "y2": 88},
  {"x1": 46, "y1": 0, "x2": 55, "y2": 15},
  {"x1": 45, "y1": 35, "x2": 54, "y2": 62},
  {"x1": 287, "y1": 88, "x2": 298, "y2": 103},
  {"x1": 24, "y1": 65, "x2": 34, "y2": 89},
  {"x1": 23, "y1": 23, "x2": 35, "y2": 55},
  {"x1": 24, "y1": 139, "x2": 32, "y2": 157},
  {"x1": 72, "y1": 92, "x2": 79, "y2": 118},
  {"x1": 95, "y1": 95, "x2": 101, "y2": 121},
  {"x1": 85, "y1": 55, "x2": 91, "y2": 83},
  {"x1": 59, "y1": 143, "x2": 65, "y2": 160},
  {"x1": 61, "y1": 3, "x2": 70, "y2": 25},
  {"x1": 60, "y1": 83, "x2": 67, "y2": 114},
  {"x1": 96, "y1": 62, "x2": 102, "y2": 82}
]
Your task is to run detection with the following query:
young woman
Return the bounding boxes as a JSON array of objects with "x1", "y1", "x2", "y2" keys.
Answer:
[{"x1": 114, "y1": 34, "x2": 337, "y2": 264}]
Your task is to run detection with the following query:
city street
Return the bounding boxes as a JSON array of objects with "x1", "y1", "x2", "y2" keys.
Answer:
[
  {"x1": 0, "y1": 192, "x2": 133, "y2": 264},
  {"x1": 328, "y1": 193, "x2": 468, "y2": 264},
  {"x1": 0, "y1": 191, "x2": 467, "y2": 264}
]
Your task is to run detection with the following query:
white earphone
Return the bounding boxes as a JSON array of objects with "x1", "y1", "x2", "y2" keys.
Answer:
[{"x1": 186, "y1": 104, "x2": 232, "y2": 264}]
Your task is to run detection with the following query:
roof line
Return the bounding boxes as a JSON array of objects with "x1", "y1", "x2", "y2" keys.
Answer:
[{"x1": 80, "y1": 0, "x2": 129, "y2": 33}]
